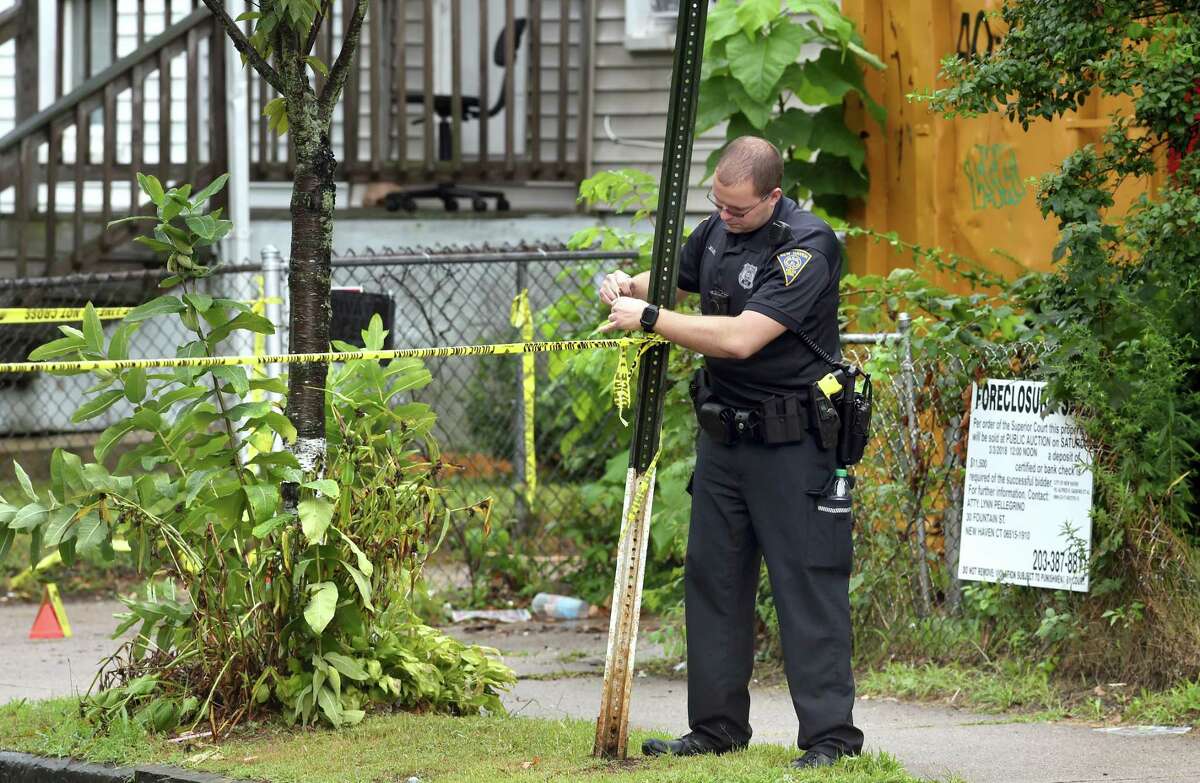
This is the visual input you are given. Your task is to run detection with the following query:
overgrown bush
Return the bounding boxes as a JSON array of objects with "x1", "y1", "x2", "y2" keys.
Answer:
[{"x1": 0, "y1": 174, "x2": 513, "y2": 736}]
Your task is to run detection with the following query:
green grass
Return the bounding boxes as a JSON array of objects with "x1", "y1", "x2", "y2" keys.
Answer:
[
  {"x1": 0, "y1": 698, "x2": 959, "y2": 783},
  {"x1": 858, "y1": 662, "x2": 1200, "y2": 727}
]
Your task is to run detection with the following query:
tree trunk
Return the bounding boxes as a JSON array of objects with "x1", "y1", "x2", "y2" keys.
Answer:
[{"x1": 284, "y1": 104, "x2": 336, "y2": 496}]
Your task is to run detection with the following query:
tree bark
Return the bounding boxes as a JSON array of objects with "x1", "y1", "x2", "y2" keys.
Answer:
[{"x1": 283, "y1": 87, "x2": 336, "y2": 498}]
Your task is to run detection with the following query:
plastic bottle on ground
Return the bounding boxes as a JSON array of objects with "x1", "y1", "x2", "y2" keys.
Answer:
[{"x1": 531, "y1": 592, "x2": 590, "y2": 620}]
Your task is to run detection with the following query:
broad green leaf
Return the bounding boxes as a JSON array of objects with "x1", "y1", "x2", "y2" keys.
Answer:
[
  {"x1": 264, "y1": 412, "x2": 298, "y2": 443},
  {"x1": 727, "y1": 80, "x2": 772, "y2": 129},
  {"x1": 82, "y1": 304, "x2": 104, "y2": 354},
  {"x1": 299, "y1": 498, "x2": 334, "y2": 544},
  {"x1": 363, "y1": 314, "x2": 387, "y2": 350},
  {"x1": 71, "y1": 389, "x2": 125, "y2": 424},
  {"x1": 28, "y1": 335, "x2": 85, "y2": 361},
  {"x1": 95, "y1": 419, "x2": 137, "y2": 462},
  {"x1": 341, "y1": 561, "x2": 374, "y2": 612},
  {"x1": 302, "y1": 479, "x2": 340, "y2": 499},
  {"x1": 108, "y1": 323, "x2": 136, "y2": 360},
  {"x1": 0, "y1": 528, "x2": 14, "y2": 565},
  {"x1": 735, "y1": 0, "x2": 778, "y2": 35},
  {"x1": 303, "y1": 582, "x2": 338, "y2": 635},
  {"x1": 10, "y1": 502, "x2": 48, "y2": 530},
  {"x1": 244, "y1": 484, "x2": 280, "y2": 523},
  {"x1": 808, "y1": 105, "x2": 866, "y2": 171},
  {"x1": 306, "y1": 55, "x2": 329, "y2": 76},
  {"x1": 234, "y1": 11, "x2": 260, "y2": 22},
  {"x1": 787, "y1": 152, "x2": 868, "y2": 196},
  {"x1": 696, "y1": 77, "x2": 738, "y2": 134},
  {"x1": 227, "y1": 401, "x2": 271, "y2": 420},
  {"x1": 705, "y1": 0, "x2": 741, "y2": 42},
  {"x1": 183, "y1": 293, "x2": 214, "y2": 313},
  {"x1": 74, "y1": 510, "x2": 107, "y2": 555},
  {"x1": 0, "y1": 502, "x2": 18, "y2": 526},
  {"x1": 13, "y1": 461, "x2": 37, "y2": 502},
  {"x1": 251, "y1": 513, "x2": 291, "y2": 538},
  {"x1": 124, "y1": 368, "x2": 148, "y2": 403},
  {"x1": 764, "y1": 108, "x2": 813, "y2": 151},
  {"x1": 125, "y1": 296, "x2": 186, "y2": 323},
  {"x1": 728, "y1": 22, "x2": 809, "y2": 104},
  {"x1": 208, "y1": 311, "x2": 276, "y2": 345},
  {"x1": 133, "y1": 236, "x2": 175, "y2": 254},
  {"x1": 184, "y1": 215, "x2": 218, "y2": 242},
  {"x1": 44, "y1": 505, "x2": 77, "y2": 546},
  {"x1": 316, "y1": 684, "x2": 341, "y2": 726},
  {"x1": 323, "y1": 651, "x2": 369, "y2": 681},
  {"x1": 336, "y1": 529, "x2": 373, "y2": 578},
  {"x1": 137, "y1": 172, "x2": 165, "y2": 206}
]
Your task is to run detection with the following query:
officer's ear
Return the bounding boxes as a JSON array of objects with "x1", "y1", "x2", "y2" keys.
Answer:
[{"x1": 767, "y1": 187, "x2": 783, "y2": 207}]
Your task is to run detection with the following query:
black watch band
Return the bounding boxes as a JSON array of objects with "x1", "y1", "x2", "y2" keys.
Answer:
[{"x1": 639, "y1": 304, "x2": 660, "y2": 333}]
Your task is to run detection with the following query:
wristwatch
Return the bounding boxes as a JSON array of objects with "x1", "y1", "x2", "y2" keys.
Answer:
[{"x1": 639, "y1": 304, "x2": 660, "y2": 333}]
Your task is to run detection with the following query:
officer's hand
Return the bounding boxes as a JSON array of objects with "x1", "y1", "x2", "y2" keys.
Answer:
[
  {"x1": 598, "y1": 296, "x2": 649, "y2": 333},
  {"x1": 599, "y1": 270, "x2": 633, "y2": 305}
]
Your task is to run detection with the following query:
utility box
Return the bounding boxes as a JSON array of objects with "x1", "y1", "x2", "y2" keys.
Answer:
[{"x1": 330, "y1": 289, "x2": 395, "y2": 349}]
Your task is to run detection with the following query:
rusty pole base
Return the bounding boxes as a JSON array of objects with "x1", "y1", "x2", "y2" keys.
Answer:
[{"x1": 593, "y1": 465, "x2": 656, "y2": 759}]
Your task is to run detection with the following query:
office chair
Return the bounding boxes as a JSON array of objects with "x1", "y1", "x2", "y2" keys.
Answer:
[{"x1": 383, "y1": 18, "x2": 528, "y2": 213}]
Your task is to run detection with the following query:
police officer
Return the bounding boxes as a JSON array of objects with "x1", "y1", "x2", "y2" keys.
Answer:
[{"x1": 598, "y1": 136, "x2": 863, "y2": 770}]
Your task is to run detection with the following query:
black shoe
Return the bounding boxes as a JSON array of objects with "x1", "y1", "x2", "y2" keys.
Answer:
[
  {"x1": 642, "y1": 733, "x2": 740, "y2": 757},
  {"x1": 790, "y1": 750, "x2": 837, "y2": 769}
]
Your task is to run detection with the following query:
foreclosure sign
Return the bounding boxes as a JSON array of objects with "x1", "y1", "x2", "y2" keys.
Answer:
[{"x1": 958, "y1": 379, "x2": 1093, "y2": 592}]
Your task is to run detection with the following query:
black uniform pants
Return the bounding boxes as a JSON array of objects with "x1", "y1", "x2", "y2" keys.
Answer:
[{"x1": 685, "y1": 430, "x2": 864, "y2": 757}]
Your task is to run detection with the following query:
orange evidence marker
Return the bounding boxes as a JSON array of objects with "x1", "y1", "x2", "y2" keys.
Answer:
[{"x1": 29, "y1": 584, "x2": 72, "y2": 639}]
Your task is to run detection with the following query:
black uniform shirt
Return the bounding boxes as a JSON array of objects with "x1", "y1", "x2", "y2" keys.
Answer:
[{"x1": 677, "y1": 196, "x2": 841, "y2": 409}]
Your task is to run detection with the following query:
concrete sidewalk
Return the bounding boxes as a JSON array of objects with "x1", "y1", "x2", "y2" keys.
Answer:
[{"x1": 3, "y1": 601, "x2": 1197, "y2": 783}]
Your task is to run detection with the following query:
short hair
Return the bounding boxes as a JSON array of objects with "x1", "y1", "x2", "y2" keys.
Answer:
[{"x1": 715, "y1": 136, "x2": 783, "y2": 196}]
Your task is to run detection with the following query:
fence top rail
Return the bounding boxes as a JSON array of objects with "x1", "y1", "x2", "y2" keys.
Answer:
[
  {"x1": 0, "y1": 8, "x2": 212, "y2": 153},
  {"x1": 0, "y1": 262, "x2": 263, "y2": 291},
  {"x1": 327, "y1": 245, "x2": 641, "y2": 268}
]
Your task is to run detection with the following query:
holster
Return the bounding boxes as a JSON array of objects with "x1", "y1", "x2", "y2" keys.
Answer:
[{"x1": 809, "y1": 382, "x2": 841, "y2": 451}]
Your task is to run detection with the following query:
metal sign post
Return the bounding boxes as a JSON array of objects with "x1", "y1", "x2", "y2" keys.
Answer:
[{"x1": 592, "y1": 0, "x2": 708, "y2": 760}]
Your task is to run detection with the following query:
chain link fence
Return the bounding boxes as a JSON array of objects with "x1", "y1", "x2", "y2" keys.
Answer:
[{"x1": 0, "y1": 247, "x2": 1085, "y2": 655}]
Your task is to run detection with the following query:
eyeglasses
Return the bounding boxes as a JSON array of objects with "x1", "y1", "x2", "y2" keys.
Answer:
[{"x1": 706, "y1": 189, "x2": 771, "y2": 219}]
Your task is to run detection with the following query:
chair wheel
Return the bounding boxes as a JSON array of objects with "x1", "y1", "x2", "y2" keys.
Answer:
[
  {"x1": 442, "y1": 196, "x2": 459, "y2": 212},
  {"x1": 471, "y1": 198, "x2": 488, "y2": 212},
  {"x1": 496, "y1": 197, "x2": 511, "y2": 212},
  {"x1": 383, "y1": 193, "x2": 402, "y2": 211}
]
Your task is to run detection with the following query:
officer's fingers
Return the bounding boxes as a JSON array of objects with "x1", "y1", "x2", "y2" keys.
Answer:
[
  {"x1": 597, "y1": 319, "x2": 617, "y2": 333},
  {"x1": 617, "y1": 278, "x2": 633, "y2": 296},
  {"x1": 599, "y1": 286, "x2": 614, "y2": 304}
]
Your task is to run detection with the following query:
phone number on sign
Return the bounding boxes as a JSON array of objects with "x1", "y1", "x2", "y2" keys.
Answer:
[{"x1": 1031, "y1": 548, "x2": 1086, "y2": 574}]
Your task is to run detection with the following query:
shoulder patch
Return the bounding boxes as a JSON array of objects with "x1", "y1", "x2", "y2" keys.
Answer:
[{"x1": 776, "y1": 249, "x2": 813, "y2": 286}]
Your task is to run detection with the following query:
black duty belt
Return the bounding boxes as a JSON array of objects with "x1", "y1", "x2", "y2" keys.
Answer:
[{"x1": 690, "y1": 369, "x2": 828, "y2": 447}]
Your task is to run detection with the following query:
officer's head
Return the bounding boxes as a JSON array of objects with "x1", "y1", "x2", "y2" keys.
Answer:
[{"x1": 709, "y1": 137, "x2": 784, "y2": 234}]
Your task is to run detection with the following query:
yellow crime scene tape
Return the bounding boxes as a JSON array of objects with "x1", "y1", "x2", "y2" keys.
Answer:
[
  {"x1": 510, "y1": 290, "x2": 538, "y2": 506},
  {"x1": 0, "y1": 307, "x2": 135, "y2": 323}
]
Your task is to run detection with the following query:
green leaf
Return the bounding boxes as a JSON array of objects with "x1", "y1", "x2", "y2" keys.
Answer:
[
  {"x1": 72, "y1": 389, "x2": 125, "y2": 423},
  {"x1": 13, "y1": 461, "x2": 37, "y2": 502},
  {"x1": 302, "y1": 479, "x2": 340, "y2": 499},
  {"x1": 137, "y1": 172, "x2": 166, "y2": 206},
  {"x1": 735, "y1": 0, "x2": 778, "y2": 35},
  {"x1": 74, "y1": 511, "x2": 107, "y2": 555},
  {"x1": 696, "y1": 77, "x2": 738, "y2": 134},
  {"x1": 264, "y1": 412, "x2": 298, "y2": 443},
  {"x1": 299, "y1": 498, "x2": 334, "y2": 544},
  {"x1": 192, "y1": 173, "x2": 229, "y2": 206},
  {"x1": 96, "y1": 419, "x2": 137, "y2": 462},
  {"x1": 108, "y1": 323, "x2": 136, "y2": 361},
  {"x1": 228, "y1": 401, "x2": 271, "y2": 420},
  {"x1": 124, "y1": 368, "x2": 148, "y2": 403},
  {"x1": 251, "y1": 513, "x2": 292, "y2": 538},
  {"x1": 0, "y1": 528, "x2": 14, "y2": 566},
  {"x1": 44, "y1": 506, "x2": 77, "y2": 546},
  {"x1": 341, "y1": 561, "x2": 374, "y2": 612},
  {"x1": 244, "y1": 484, "x2": 280, "y2": 523},
  {"x1": 323, "y1": 652, "x2": 369, "y2": 681},
  {"x1": 125, "y1": 296, "x2": 186, "y2": 323},
  {"x1": 764, "y1": 108, "x2": 813, "y2": 151},
  {"x1": 10, "y1": 502, "x2": 48, "y2": 530},
  {"x1": 728, "y1": 21, "x2": 809, "y2": 103},
  {"x1": 336, "y1": 529, "x2": 373, "y2": 578},
  {"x1": 727, "y1": 80, "x2": 772, "y2": 129},
  {"x1": 303, "y1": 582, "x2": 338, "y2": 635},
  {"x1": 705, "y1": 0, "x2": 741, "y2": 42},
  {"x1": 82, "y1": 304, "x2": 104, "y2": 355},
  {"x1": 183, "y1": 293, "x2": 214, "y2": 313},
  {"x1": 234, "y1": 11, "x2": 260, "y2": 22},
  {"x1": 808, "y1": 105, "x2": 866, "y2": 171},
  {"x1": 306, "y1": 55, "x2": 330, "y2": 76},
  {"x1": 28, "y1": 335, "x2": 85, "y2": 361},
  {"x1": 208, "y1": 311, "x2": 276, "y2": 345}
]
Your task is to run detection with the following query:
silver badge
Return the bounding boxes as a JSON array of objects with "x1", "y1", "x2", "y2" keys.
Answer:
[{"x1": 737, "y1": 263, "x2": 757, "y2": 289}]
